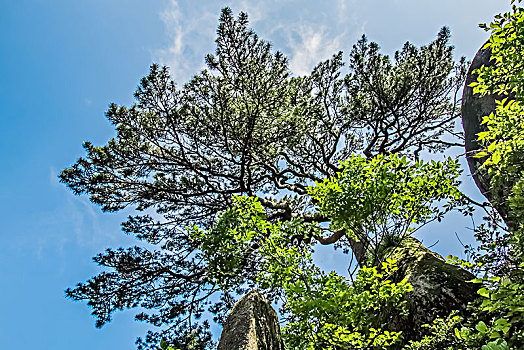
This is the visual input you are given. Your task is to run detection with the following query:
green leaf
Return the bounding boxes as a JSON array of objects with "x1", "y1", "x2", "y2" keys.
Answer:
[
  {"x1": 475, "y1": 151, "x2": 488, "y2": 158},
  {"x1": 478, "y1": 287, "x2": 491, "y2": 298},
  {"x1": 454, "y1": 327, "x2": 462, "y2": 339},
  {"x1": 476, "y1": 320, "x2": 488, "y2": 334}
]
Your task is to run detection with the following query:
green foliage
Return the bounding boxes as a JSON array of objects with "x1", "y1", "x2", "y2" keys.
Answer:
[
  {"x1": 472, "y1": 2, "x2": 524, "y2": 239},
  {"x1": 399, "y1": 4, "x2": 524, "y2": 349},
  {"x1": 474, "y1": 97, "x2": 524, "y2": 232},
  {"x1": 259, "y1": 240, "x2": 412, "y2": 350},
  {"x1": 403, "y1": 270, "x2": 524, "y2": 349},
  {"x1": 160, "y1": 340, "x2": 177, "y2": 350},
  {"x1": 195, "y1": 193, "x2": 416, "y2": 349},
  {"x1": 471, "y1": 5, "x2": 524, "y2": 346},
  {"x1": 481, "y1": 339, "x2": 510, "y2": 350},
  {"x1": 469, "y1": 272, "x2": 524, "y2": 347},
  {"x1": 156, "y1": 329, "x2": 211, "y2": 350},
  {"x1": 191, "y1": 196, "x2": 269, "y2": 289},
  {"x1": 309, "y1": 154, "x2": 463, "y2": 265},
  {"x1": 404, "y1": 5, "x2": 524, "y2": 350},
  {"x1": 192, "y1": 151, "x2": 466, "y2": 349},
  {"x1": 310, "y1": 154, "x2": 462, "y2": 233},
  {"x1": 403, "y1": 312, "x2": 466, "y2": 350}
]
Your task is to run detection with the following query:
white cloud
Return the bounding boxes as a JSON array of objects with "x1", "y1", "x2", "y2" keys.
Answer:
[
  {"x1": 236, "y1": 0, "x2": 270, "y2": 24},
  {"x1": 281, "y1": 8, "x2": 364, "y2": 76},
  {"x1": 153, "y1": 0, "x2": 216, "y2": 83},
  {"x1": 49, "y1": 166, "x2": 60, "y2": 188},
  {"x1": 154, "y1": 1, "x2": 369, "y2": 79},
  {"x1": 18, "y1": 170, "x2": 137, "y2": 260},
  {"x1": 286, "y1": 25, "x2": 346, "y2": 76},
  {"x1": 336, "y1": 0, "x2": 357, "y2": 24},
  {"x1": 160, "y1": 1, "x2": 183, "y2": 56},
  {"x1": 154, "y1": 0, "x2": 188, "y2": 82}
]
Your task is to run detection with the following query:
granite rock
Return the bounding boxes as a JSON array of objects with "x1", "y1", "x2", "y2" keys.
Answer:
[
  {"x1": 461, "y1": 42, "x2": 513, "y2": 223},
  {"x1": 217, "y1": 290, "x2": 284, "y2": 350}
]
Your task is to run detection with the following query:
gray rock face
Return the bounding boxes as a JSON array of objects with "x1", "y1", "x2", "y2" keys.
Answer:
[
  {"x1": 381, "y1": 237, "x2": 478, "y2": 341},
  {"x1": 461, "y1": 43, "x2": 515, "y2": 225},
  {"x1": 217, "y1": 290, "x2": 284, "y2": 350},
  {"x1": 402, "y1": 246, "x2": 478, "y2": 334},
  {"x1": 461, "y1": 43, "x2": 496, "y2": 204}
]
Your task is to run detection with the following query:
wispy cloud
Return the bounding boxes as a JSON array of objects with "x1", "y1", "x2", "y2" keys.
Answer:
[
  {"x1": 153, "y1": 0, "x2": 217, "y2": 84},
  {"x1": 154, "y1": 1, "x2": 367, "y2": 80},
  {"x1": 16, "y1": 167, "x2": 137, "y2": 260},
  {"x1": 286, "y1": 25, "x2": 346, "y2": 76}
]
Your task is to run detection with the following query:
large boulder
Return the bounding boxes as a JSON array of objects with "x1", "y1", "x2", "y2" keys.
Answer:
[
  {"x1": 217, "y1": 290, "x2": 284, "y2": 350},
  {"x1": 461, "y1": 42, "x2": 513, "y2": 223},
  {"x1": 377, "y1": 237, "x2": 479, "y2": 341},
  {"x1": 461, "y1": 43, "x2": 496, "y2": 204}
]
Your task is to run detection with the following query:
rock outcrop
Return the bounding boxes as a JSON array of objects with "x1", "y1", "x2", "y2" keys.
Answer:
[
  {"x1": 461, "y1": 42, "x2": 515, "y2": 225},
  {"x1": 461, "y1": 43, "x2": 496, "y2": 203},
  {"x1": 377, "y1": 236, "x2": 479, "y2": 341},
  {"x1": 217, "y1": 290, "x2": 284, "y2": 350}
]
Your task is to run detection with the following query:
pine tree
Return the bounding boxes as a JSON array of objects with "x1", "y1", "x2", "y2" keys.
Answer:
[{"x1": 61, "y1": 8, "x2": 469, "y2": 349}]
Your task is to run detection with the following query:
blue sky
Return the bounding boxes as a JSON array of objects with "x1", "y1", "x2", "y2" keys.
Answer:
[{"x1": 0, "y1": 1, "x2": 510, "y2": 349}]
